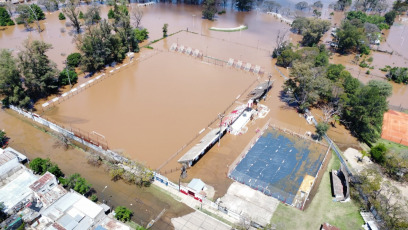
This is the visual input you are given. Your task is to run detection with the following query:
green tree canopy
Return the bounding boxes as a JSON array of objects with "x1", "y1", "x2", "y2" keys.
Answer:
[
  {"x1": 63, "y1": 173, "x2": 92, "y2": 195},
  {"x1": 291, "y1": 17, "x2": 330, "y2": 46},
  {"x1": 316, "y1": 122, "x2": 329, "y2": 140},
  {"x1": 337, "y1": 20, "x2": 367, "y2": 53},
  {"x1": 370, "y1": 143, "x2": 387, "y2": 163},
  {"x1": 202, "y1": 0, "x2": 217, "y2": 20},
  {"x1": 29, "y1": 157, "x2": 64, "y2": 178},
  {"x1": 0, "y1": 7, "x2": 15, "y2": 26},
  {"x1": 58, "y1": 12, "x2": 66, "y2": 20},
  {"x1": 59, "y1": 69, "x2": 78, "y2": 86},
  {"x1": 18, "y1": 40, "x2": 59, "y2": 100},
  {"x1": 0, "y1": 49, "x2": 31, "y2": 108},
  {"x1": 67, "y1": 52, "x2": 82, "y2": 68},
  {"x1": 134, "y1": 28, "x2": 149, "y2": 42},
  {"x1": 387, "y1": 67, "x2": 408, "y2": 84},
  {"x1": 114, "y1": 206, "x2": 133, "y2": 222}
]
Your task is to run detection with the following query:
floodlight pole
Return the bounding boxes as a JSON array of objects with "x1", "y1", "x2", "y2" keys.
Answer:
[{"x1": 218, "y1": 113, "x2": 224, "y2": 146}]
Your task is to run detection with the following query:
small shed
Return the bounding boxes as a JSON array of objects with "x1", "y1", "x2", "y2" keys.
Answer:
[{"x1": 185, "y1": 179, "x2": 205, "y2": 201}]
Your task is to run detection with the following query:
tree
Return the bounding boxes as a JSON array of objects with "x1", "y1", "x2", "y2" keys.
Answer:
[
  {"x1": 337, "y1": 20, "x2": 367, "y2": 53},
  {"x1": 38, "y1": 0, "x2": 59, "y2": 12},
  {"x1": 0, "y1": 130, "x2": 7, "y2": 147},
  {"x1": 59, "y1": 69, "x2": 78, "y2": 86},
  {"x1": 343, "y1": 81, "x2": 390, "y2": 143},
  {"x1": 79, "y1": 11, "x2": 84, "y2": 19},
  {"x1": 29, "y1": 157, "x2": 63, "y2": 177},
  {"x1": 134, "y1": 28, "x2": 149, "y2": 41},
  {"x1": 112, "y1": 5, "x2": 139, "y2": 54},
  {"x1": 15, "y1": 4, "x2": 44, "y2": 31},
  {"x1": 202, "y1": 0, "x2": 217, "y2": 20},
  {"x1": 291, "y1": 17, "x2": 330, "y2": 46},
  {"x1": 114, "y1": 206, "x2": 133, "y2": 222},
  {"x1": 63, "y1": 173, "x2": 91, "y2": 194},
  {"x1": 0, "y1": 7, "x2": 15, "y2": 26},
  {"x1": 108, "y1": 8, "x2": 115, "y2": 19},
  {"x1": 313, "y1": 0, "x2": 323, "y2": 9},
  {"x1": 130, "y1": 6, "x2": 143, "y2": 28},
  {"x1": 387, "y1": 67, "x2": 408, "y2": 84},
  {"x1": 18, "y1": 40, "x2": 59, "y2": 100},
  {"x1": 334, "y1": 0, "x2": 352, "y2": 11},
  {"x1": 313, "y1": 9, "x2": 322, "y2": 18},
  {"x1": 90, "y1": 194, "x2": 98, "y2": 202},
  {"x1": 162, "y1": 23, "x2": 168, "y2": 37},
  {"x1": 370, "y1": 143, "x2": 387, "y2": 163},
  {"x1": 384, "y1": 10, "x2": 397, "y2": 25},
  {"x1": 77, "y1": 20, "x2": 128, "y2": 73},
  {"x1": 67, "y1": 52, "x2": 82, "y2": 67},
  {"x1": 276, "y1": 48, "x2": 299, "y2": 67},
  {"x1": 315, "y1": 122, "x2": 329, "y2": 140},
  {"x1": 236, "y1": 0, "x2": 253, "y2": 11},
  {"x1": 295, "y1": 1, "x2": 309, "y2": 11},
  {"x1": 58, "y1": 12, "x2": 65, "y2": 20},
  {"x1": 84, "y1": 3, "x2": 101, "y2": 25},
  {"x1": 63, "y1": 0, "x2": 81, "y2": 33},
  {"x1": 393, "y1": 0, "x2": 408, "y2": 13},
  {"x1": 263, "y1": 0, "x2": 281, "y2": 12},
  {"x1": 0, "y1": 49, "x2": 30, "y2": 108}
]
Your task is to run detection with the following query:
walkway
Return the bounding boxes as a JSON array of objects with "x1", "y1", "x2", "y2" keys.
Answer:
[{"x1": 171, "y1": 211, "x2": 231, "y2": 230}]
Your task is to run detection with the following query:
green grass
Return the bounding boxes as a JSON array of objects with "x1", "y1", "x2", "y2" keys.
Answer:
[
  {"x1": 270, "y1": 153, "x2": 364, "y2": 230},
  {"x1": 126, "y1": 221, "x2": 147, "y2": 230},
  {"x1": 375, "y1": 139, "x2": 408, "y2": 153}
]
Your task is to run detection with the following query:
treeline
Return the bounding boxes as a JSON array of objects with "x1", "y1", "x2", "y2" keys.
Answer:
[
  {"x1": 274, "y1": 44, "x2": 391, "y2": 143},
  {"x1": 334, "y1": 10, "x2": 396, "y2": 54}
]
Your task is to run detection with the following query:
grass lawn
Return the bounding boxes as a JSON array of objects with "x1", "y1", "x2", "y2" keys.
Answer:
[
  {"x1": 375, "y1": 139, "x2": 408, "y2": 153},
  {"x1": 270, "y1": 153, "x2": 364, "y2": 230}
]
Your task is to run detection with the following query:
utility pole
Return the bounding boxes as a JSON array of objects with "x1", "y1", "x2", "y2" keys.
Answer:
[{"x1": 218, "y1": 113, "x2": 224, "y2": 146}]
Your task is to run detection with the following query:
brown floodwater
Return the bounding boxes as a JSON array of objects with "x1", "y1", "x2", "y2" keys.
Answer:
[
  {"x1": 1, "y1": 2, "x2": 367, "y2": 203},
  {"x1": 0, "y1": 109, "x2": 192, "y2": 229}
]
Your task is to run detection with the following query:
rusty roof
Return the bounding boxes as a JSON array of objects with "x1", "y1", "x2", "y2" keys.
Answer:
[{"x1": 29, "y1": 172, "x2": 55, "y2": 192}]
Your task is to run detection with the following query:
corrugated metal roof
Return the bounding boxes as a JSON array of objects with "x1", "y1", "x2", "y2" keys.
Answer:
[
  {"x1": 0, "y1": 151, "x2": 17, "y2": 166},
  {"x1": 29, "y1": 172, "x2": 55, "y2": 192}
]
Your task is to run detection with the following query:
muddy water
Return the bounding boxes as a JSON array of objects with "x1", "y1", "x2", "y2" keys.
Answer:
[
  {"x1": 0, "y1": 109, "x2": 192, "y2": 229},
  {"x1": 44, "y1": 49, "x2": 255, "y2": 169}
]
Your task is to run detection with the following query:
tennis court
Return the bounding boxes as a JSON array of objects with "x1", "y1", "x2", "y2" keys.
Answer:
[
  {"x1": 229, "y1": 128, "x2": 327, "y2": 209},
  {"x1": 381, "y1": 110, "x2": 408, "y2": 146}
]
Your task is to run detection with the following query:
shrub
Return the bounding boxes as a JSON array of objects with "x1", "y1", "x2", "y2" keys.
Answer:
[
  {"x1": 67, "y1": 52, "x2": 82, "y2": 67},
  {"x1": 108, "y1": 8, "x2": 114, "y2": 19},
  {"x1": 58, "y1": 12, "x2": 66, "y2": 20},
  {"x1": 370, "y1": 143, "x2": 387, "y2": 164},
  {"x1": 359, "y1": 60, "x2": 369, "y2": 68},
  {"x1": 115, "y1": 206, "x2": 133, "y2": 222},
  {"x1": 90, "y1": 194, "x2": 98, "y2": 202},
  {"x1": 366, "y1": 70, "x2": 370, "y2": 74},
  {"x1": 367, "y1": 57, "x2": 373, "y2": 62},
  {"x1": 315, "y1": 122, "x2": 329, "y2": 140},
  {"x1": 360, "y1": 45, "x2": 370, "y2": 55},
  {"x1": 79, "y1": 11, "x2": 84, "y2": 19},
  {"x1": 29, "y1": 157, "x2": 64, "y2": 178},
  {"x1": 134, "y1": 28, "x2": 149, "y2": 42}
]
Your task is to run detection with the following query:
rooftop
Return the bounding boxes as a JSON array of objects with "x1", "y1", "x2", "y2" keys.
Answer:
[
  {"x1": 0, "y1": 170, "x2": 38, "y2": 213},
  {"x1": 0, "y1": 150, "x2": 17, "y2": 167},
  {"x1": 178, "y1": 127, "x2": 226, "y2": 164},
  {"x1": 29, "y1": 172, "x2": 55, "y2": 192},
  {"x1": 188, "y1": 178, "x2": 205, "y2": 192},
  {"x1": 4, "y1": 147, "x2": 27, "y2": 162}
]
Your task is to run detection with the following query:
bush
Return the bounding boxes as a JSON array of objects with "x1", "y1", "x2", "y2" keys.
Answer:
[
  {"x1": 384, "y1": 10, "x2": 397, "y2": 25},
  {"x1": 90, "y1": 194, "x2": 98, "y2": 202},
  {"x1": 387, "y1": 67, "x2": 408, "y2": 84},
  {"x1": 79, "y1": 11, "x2": 84, "y2": 19},
  {"x1": 367, "y1": 57, "x2": 373, "y2": 62},
  {"x1": 63, "y1": 173, "x2": 91, "y2": 195},
  {"x1": 359, "y1": 60, "x2": 369, "y2": 68},
  {"x1": 359, "y1": 45, "x2": 370, "y2": 55},
  {"x1": 115, "y1": 206, "x2": 133, "y2": 222},
  {"x1": 108, "y1": 8, "x2": 114, "y2": 19},
  {"x1": 58, "y1": 12, "x2": 66, "y2": 20},
  {"x1": 59, "y1": 69, "x2": 78, "y2": 86},
  {"x1": 315, "y1": 122, "x2": 329, "y2": 140},
  {"x1": 370, "y1": 143, "x2": 387, "y2": 164},
  {"x1": 67, "y1": 52, "x2": 82, "y2": 67},
  {"x1": 366, "y1": 70, "x2": 370, "y2": 74}
]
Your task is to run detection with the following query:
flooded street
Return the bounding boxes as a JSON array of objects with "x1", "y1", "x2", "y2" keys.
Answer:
[{"x1": 0, "y1": 109, "x2": 192, "y2": 229}]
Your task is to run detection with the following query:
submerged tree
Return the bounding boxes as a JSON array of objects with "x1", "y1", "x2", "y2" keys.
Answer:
[
  {"x1": 262, "y1": 0, "x2": 281, "y2": 13},
  {"x1": 63, "y1": 0, "x2": 81, "y2": 33},
  {"x1": 236, "y1": 0, "x2": 253, "y2": 11},
  {"x1": 202, "y1": 0, "x2": 217, "y2": 20},
  {"x1": 17, "y1": 40, "x2": 59, "y2": 100},
  {"x1": 130, "y1": 6, "x2": 143, "y2": 28},
  {"x1": 84, "y1": 3, "x2": 101, "y2": 25},
  {"x1": 162, "y1": 23, "x2": 168, "y2": 37},
  {"x1": 15, "y1": 4, "x2": 44, "y2": 32}
]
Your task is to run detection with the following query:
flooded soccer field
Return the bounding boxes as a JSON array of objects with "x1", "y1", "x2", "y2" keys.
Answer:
[{"x1": 43, "y1": 42, "x2": 257, "y2": 170}]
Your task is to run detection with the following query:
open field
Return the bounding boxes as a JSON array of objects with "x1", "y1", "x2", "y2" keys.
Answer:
[{"x1": 270, "y1": 153, "x2": 364, "y2": 230}]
